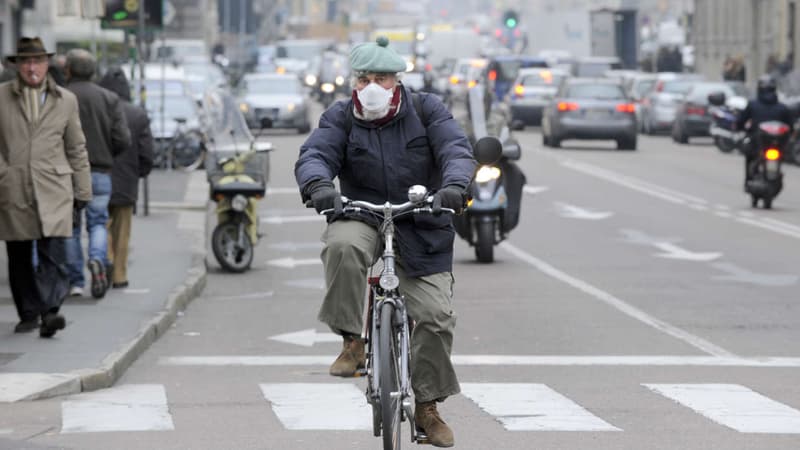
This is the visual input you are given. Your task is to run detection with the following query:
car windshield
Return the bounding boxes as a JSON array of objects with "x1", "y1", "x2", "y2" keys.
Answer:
[
  {"x1": 662, "y1": 80, "x2": 695, "y2": 94},
  {"x1": 521, "y1": 71, "x2": 565, "y2": 87},
  {"x1": 276, "y1": 42, "x2": 326, "y2": 61},
  {"x1": 566, "y1": 84, "x2": 625, "y2": 99},
  {"x1": 575, "y1": 62, "x2": 617, "y2": 77},
  {"x1": 148, "y1": 96, "x2": 197, "y2": 119},
  {"x1": 245, "y1": 78, "x2": 300, "y2": 94}
]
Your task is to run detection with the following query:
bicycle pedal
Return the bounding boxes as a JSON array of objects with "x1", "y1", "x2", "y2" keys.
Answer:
[
  {"x1": 414, "y1": 428, "x2": 431, "y2": 445},
  {"x1": 354, "y1": 368, "x2": 367, "y2": 377}
]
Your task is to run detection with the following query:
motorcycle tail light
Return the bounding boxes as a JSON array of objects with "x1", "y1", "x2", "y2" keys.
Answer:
[{"x1": 765, "y1": 148, "x2": 781, "y2": 160}]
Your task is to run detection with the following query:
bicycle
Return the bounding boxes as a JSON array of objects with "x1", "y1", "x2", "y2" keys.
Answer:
[
  {"x1": 154, "y1": 118, "x2": 207, "y2": 171},
  {"x1": 319, "y1": 185, "x2": 454, "y2": 450}
]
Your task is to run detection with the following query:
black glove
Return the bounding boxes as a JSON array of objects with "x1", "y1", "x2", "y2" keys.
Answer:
[
  {"x1": 306, "y1": 180, "x2": 342, "y2": 214},
  {"x1": 74, "y1": 199, "x2": 87, "y2": 210},
  {"x1": 432, "y1": 185, "x2": 466, "y2": 215}
]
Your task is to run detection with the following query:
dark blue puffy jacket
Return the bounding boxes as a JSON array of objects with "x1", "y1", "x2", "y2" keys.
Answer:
[{"x1": 295, "y1": 86, "x2": 476, "y2": 276}]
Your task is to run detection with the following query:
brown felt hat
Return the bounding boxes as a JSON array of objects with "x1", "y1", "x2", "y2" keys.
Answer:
[{"x1": 6, "y1": 37, "x2": 53, "y2": 63}]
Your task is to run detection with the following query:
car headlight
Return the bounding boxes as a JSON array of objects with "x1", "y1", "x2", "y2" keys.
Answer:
[
  {"x1": 305, "y1": 74, "x2": 317, "y2": 86},
  {"x1": 475, "y1": 166, "x2": 501, "y2": 183},
  {"x1": 231, "y1": 194, "x2": 248, "y2": 212},
  {"x1": 321, "y1": 83, "x2": 335, "y2": 93},
  {"x1": 335, "y1": 76, "x2": 345, "y2": 86},
  {"x1": 287, "y1": 103, "x2": 296, "y2": 112},
  {"x1": 405, "y1": 61, "x2": 415, "y2": 72},
  {"x1": 239, "y1": 102, "x2": 249, "y2": 113}
]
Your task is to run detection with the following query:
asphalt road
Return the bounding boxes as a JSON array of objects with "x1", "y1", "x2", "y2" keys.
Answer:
[{"x1": 3, "y1": 111, "x2": 800, "y2": 449}]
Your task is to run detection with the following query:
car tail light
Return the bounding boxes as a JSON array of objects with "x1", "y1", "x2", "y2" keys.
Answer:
[
  {"x1": 685, "y1": 104, "x2": 706, "y2": 116},
  {"x1": 494, "y1": 29, "x2": 503, "y2": 38},
  {"x1": 765, "y1": 148, "x2": 782, "y2": 160},
  {"x1": 514, "y1": 84, "x2": 524, "y2": 97},
  {"x1": 557, "y1": 102, "x2": 579, "y2": 112},
  {"x1": 488, "y1": 70, "x2": 497, "y2": 81},
  {"x1": 449, "y1": 75, "x2": 460, "y2": 85},
  {"x1": 615, "y1": 103, "x2": 636, "y2": 113}
]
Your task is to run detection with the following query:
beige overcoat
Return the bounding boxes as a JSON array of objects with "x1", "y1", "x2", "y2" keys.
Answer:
[{"x1": 0, "y1": 75, "x2": 91, "y2": 240}]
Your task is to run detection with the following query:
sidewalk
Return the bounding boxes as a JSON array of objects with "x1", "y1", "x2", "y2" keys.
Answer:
[{"x1": 0, "y1": 171, "x2": 208, "y2": 402}]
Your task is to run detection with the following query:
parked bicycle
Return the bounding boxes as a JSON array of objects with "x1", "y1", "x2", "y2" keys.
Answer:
[
  {"x1": 153, "y1": 117, "x2": 207, "y2": 171},
  {"x1": 319, "y1": 186, "x2": 454, "y2": 450}
]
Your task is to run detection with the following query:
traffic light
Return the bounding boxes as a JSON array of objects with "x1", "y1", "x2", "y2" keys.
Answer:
[
  {"x1": 102, "y1": 0, "x2": 163, "y2": 29},
  {"x1": 503, "y1": 9, "x2": 519, "y2": 29}
]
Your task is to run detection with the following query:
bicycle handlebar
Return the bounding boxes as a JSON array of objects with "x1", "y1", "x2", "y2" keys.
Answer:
[{"x1": 311, "y1": 196, "x2": 455, "y2": 216}]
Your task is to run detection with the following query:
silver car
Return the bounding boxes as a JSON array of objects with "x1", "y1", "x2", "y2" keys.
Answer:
[
  {"x1": 542, "y1": 78, "x2": 638, "y2": 150},
  {"x1": 640, "y1": 73, "x2": 705, "y2": 135},
  {"x1": 237, "y1": 73, "x2": 311, "y2": 134},
  {"x1": 508, "y1": 68, "x2": 568, "y2": 128}
]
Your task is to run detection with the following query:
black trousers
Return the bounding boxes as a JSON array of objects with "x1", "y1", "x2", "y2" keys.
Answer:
[{"x1": 5, "y1": 238, "x2": 69, "y2": 321}]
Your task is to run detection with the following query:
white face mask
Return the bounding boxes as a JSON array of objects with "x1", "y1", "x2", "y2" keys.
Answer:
[{"x1": 357, "y1": 82, "x2": 394, "y2": 113}]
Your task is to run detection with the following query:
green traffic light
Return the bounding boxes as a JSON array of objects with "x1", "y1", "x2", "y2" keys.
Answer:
[
  {"x1": 505, "y1": 18, "x2": 517, "y2": 28},
  {"x1": 112, "y1": 11, "x2": 128, "y2": 21}
]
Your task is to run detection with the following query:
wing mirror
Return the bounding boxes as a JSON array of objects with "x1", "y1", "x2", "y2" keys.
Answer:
[
  {"x1": 253, "y1": 141, "x2": 273, "y2": 153},
  {"x1": 473, "y1": 136, "x2": 503, "y2": 165},
  {"x1": 502, "y1": 138, "x2": 521, "y2": 161}
]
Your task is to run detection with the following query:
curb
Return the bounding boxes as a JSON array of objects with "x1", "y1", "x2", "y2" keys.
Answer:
[{"x1": 3, "y1": 208, "x2": 208, "y2": 402}]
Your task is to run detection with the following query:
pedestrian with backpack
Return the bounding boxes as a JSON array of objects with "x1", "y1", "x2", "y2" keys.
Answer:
[{"x1": 294, "y1": 36, "x2": 476, "y2": 447}]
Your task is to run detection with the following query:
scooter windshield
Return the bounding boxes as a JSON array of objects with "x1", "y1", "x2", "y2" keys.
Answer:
[{"x1": 203, "y1": 89, "x2": 254, "y2": 153}]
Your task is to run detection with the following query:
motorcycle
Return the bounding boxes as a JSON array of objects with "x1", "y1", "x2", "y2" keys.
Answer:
[
  {"x1": 204, "y1": 90, "x2": 272, "y2": 272},
  {"x1": 708, "y1": 92, "x2": 747, "y2": 154},
  {"x1": 745, "y1": 120, "x2": 790, "y2": 209},
  {"x1": 453, "y1": 84, "x2": 525, "y2": 263}
]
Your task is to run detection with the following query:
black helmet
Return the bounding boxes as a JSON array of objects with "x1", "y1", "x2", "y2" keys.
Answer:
[{"x1": 757, "y1": 75, "x2": 777, "y2": 94}]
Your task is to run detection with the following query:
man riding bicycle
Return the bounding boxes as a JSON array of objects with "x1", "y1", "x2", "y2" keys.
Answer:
[{"x1": 295, "y1": 36, "x2": 476, "y2": 447}]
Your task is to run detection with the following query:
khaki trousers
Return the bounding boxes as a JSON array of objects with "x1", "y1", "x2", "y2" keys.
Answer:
[
  {"x1": 107, "y1": 205, "x2": 133, "y2": 284},
  {"x1": 319, "y1": 220, "x2": 460, "y2": 403}
]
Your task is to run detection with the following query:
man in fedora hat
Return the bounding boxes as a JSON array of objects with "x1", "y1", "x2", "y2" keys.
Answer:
[{"x1": 0, "y1": 37, "x2": 92, "y2": 337}]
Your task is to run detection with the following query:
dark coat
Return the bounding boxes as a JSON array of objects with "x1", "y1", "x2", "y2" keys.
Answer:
[
  {"x1": 295, "y1": 87, "x2": 476, "y2": 277},
  {"x1": 66, "y1": 79, "x2": 130, "y2": 171},
  {"x1": 98, "y1": 69, "x2": 154, "y2": 206},
  {"x1": 737, "y1": 91, "x2": 794, "y2": 132}
]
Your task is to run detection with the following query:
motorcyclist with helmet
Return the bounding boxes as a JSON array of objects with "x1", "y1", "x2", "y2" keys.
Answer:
[{"x1": 736, "y1": 75, "x2": 794, "y2": 186}]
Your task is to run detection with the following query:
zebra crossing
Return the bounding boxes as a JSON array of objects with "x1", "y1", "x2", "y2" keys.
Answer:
[{"x1": 56, "y1": 382, "x2": 800, "y2": 435}]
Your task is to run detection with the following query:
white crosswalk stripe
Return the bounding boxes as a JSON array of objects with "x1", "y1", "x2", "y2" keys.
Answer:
[
  {"x1": 55, "y1": 382, "x2": 800, "y2": 435},
  {"x1": 644, "y1": 383, "x2": 800, "y2": 434},
  {"x1": 61, "y1": 384, "x2": 174, "y2": 433},
  {"x1": 461, "y1": 383, "x2": 620, "y2": 431}
]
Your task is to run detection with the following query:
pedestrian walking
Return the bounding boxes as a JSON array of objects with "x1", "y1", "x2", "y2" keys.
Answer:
[
  {"x1": 64, "y1": 49, "x2": 130, "y2": 299},
  {"x1": 98, "y1": 67, "x2": 154, "y2": 289},
  {"x1": 0, "y1": 37, "x2": 92, "y2": 337}
]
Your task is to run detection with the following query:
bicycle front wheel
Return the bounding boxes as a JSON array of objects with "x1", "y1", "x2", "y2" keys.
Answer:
[{"x1": 379, "y1": 301, "x2": 402, "y2": 450}]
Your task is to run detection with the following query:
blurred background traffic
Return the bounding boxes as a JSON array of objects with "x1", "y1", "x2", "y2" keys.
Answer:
[{"x1": 4, "y1": 0, "x2": 800, "y2": 166}]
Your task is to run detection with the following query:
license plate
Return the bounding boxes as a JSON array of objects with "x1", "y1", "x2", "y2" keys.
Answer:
[
  {"x1": 585, "y1": 109, "x2": 609, "y2": 120},
  {"x1": 766, "y1": 159, "x2": 779, "y2": 172}
]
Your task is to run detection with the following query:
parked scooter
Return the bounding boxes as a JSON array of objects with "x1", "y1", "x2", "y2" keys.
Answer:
[
  {"x1": 744, "y1": 120, "x2": 790, "y2": 209},
  {"x1": 453, "y1": 83, "x2": 526, "y2": 263},
  {"x1": 204, "y1": 90, "x2": 272, "y2": 272},
  {"x1": 708, "y1": 92, "x2": 747, "y2": 154}
]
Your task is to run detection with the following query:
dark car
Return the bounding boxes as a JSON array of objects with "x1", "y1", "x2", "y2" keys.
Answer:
[
  {"x1": 672, "y1": 81, "x2": 750, "y2": 143},
  {"x1": 542, "y1": 78, "x2": 638, "y2": 150},
  {"x1": 508, "y1": 67, "x2": 569, "y2": 128},
  {"x1": 486, "y1": 55, "x2": 549, "y2": 101}
]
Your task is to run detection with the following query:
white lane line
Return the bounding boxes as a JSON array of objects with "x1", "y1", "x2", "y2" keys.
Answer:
[
  {"x1": 645, "y1": 384, "x2": 800, "y2": 434},
  {"x1": 714, "y1": 211, "x2": 732, "y2": 219},
  {"x1": 461, "y1": 383, "x2": 620, "y2": 431},
  {"x1": 259, "y1": 383, "x2": 371, "y2": 430},
  {"x1": 123, "y1": 288, "x2": 151, "y2": 295},
  {"x1": 261, "y1": 215, "x2": 324, "y2": 224},
  {"x1": 158, "y1": 355, "x2": 800, "y2": 367},
  {"x1": 0, "y1": 428, "x2": 11, "y2": 435},
  {"x1": 689, "y1": 203, "x2": 709, "y2": 211},
  {"x1": 761, "y1": 217, "x2": 800, "y2": 234},
  {"x1": 499, "y1": 242, "x2": 736, "y2": 357},
  {"x1": 523, "y1": 185, "x2": 550, "y2": 195},
  {"x1": 184, "y1": 171, "x2": 209, "y2": 205},
  {"x1": 735, "y1": 217, "x2": 800, "y2": 240},
  {"x1": 61, "y1": 384, "x2": 174, "y2": 433}
]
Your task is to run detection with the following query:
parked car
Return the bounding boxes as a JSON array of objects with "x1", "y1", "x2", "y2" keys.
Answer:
[
  {"x1": 640, "y1": 73, "x2": 705, "y2": 135},
  {"x1": 672, "y1": 81, "x2": 750, "y2": 143},
  {"x1": 508, "y1": 67, "x2": 569, "y2": 128},
  {"x1": 237, "y1": 73, "x2": 311, "y2": 134},
  {"x1": 541, "y1": 77, "x2": 638, "y2": 150}
]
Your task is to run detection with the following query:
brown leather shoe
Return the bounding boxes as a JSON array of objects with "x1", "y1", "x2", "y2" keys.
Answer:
[
  {"x1": 415, "y1": 400, "x2": 454, "y2": 448},
  {"x1": 329, "y1": 335, "x2": 365, "y2": 377}
]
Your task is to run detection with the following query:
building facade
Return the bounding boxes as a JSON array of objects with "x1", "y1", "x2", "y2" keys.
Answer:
[{"x1": 693, "y1": 0, "x2": 799, "y2": 83}]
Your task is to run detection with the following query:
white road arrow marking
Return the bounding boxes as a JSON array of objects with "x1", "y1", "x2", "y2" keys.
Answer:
[
  {"x1": 555, "y1": 202, "x2": 614, "y2": 220},
  {"x1": 619, "y1": 229, "x2": 679, "y2": 246},
  {"x1": 266, "y1": 257, "x2": 322, "y2": 268},
  {"x1": 653, "y1": 242, "x2": 722, "y2": 262},
  {"x1": 711, "y1": 263, "x2": 799, "y2": 287},
  {"x1": 269, "y1": 329, "x2": 341, "y2": 347},
  {"x1": 523, "y1": 185, "x2": 550, "y2": 195}
]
